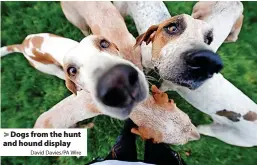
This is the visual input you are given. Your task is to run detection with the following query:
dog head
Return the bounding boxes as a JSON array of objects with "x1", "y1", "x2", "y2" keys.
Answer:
[
  {"x1": 63, "y1": 35, "x2": 149, "y2": 120},
  {"x1": 135, "y1": 14, "x2": 223, "y2": 89},
  {"x1": 192, "y1": 1, "x2": 244, "y2": 48}
]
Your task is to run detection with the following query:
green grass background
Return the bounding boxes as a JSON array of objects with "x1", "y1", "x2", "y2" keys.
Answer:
[{"x1": 1, "y1": 1, "x2": 257, "y2": 165}]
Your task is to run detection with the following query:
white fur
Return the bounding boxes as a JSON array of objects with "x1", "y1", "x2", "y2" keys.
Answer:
[
  {"x1": 116, "y1": 1, "x2": 257, "y2": 147},
  {"x1": 192, "y1": 1, "x2": 244, "y2": 52},
  {"x1": 63, "y1": 35, "x2": 149, "y2": 120},
  {"x1": 0, "y1": 46, "x2": 9, "y2": 57},
  {"x1": 34, "y1": 90, "x2": 100, "y2": 128}
]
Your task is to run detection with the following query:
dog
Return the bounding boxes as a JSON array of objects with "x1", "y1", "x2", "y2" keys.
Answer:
[
  {"x1": 35, "y1": 2, "x2": 199, "y2": 145},
  {"x1": 114, "y1": 2, "x2": 223, "y2": 90},
  {"x1": 60, "y1": 2, "x2": 149, "y2": 120},
  {"x1": 115, "y1": 1, "x2": 257, "y2": 147},
  {"x1": 0, "y1": 33, "x2": 78, "y2": 79},
  {"x1": 1, "y1": 33, "x2": 148, "y2": 120},
  {"x1": 192, "y1": 1, "x2": 244, "y2": 51},
  {"x1": 35, "y1": 1, "x2": 148, "y2": 127}
]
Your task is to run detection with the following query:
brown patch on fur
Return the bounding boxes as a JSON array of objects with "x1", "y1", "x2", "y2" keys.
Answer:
[
  {"x1": 65, "y1": 76, "x2": 77, "y2": 95},
  {"x1": 216, "y1": 109, "x2": 241, "y2": 122},
  {"x1": 30, "y1": 36, "x2": 44, "y2": 48},
  {"x1": 87, "y1": 103, "x2": 102, "y2": 114},
  {"x1": 131, "y1": 126, "x2": 163, "y2": 143},
  {"x1": 31, "y1": 48, "x2": 61, "y2": 66},
  {"x1": 151, "y1": 85, "x2": 175, "y2": 111},
  {"x1": 225, "y1": 14, "x2": 244, "y2": 42},
  {"x1": 151, "y1": 16, "x2": 186, "y2": 60},
  {"x1": 43, "y1": 117, "x2": 53, "y2": 128},
  {"x1": 134, "y1": 15, "x2": 186, "y2": 60},
  {"x1": 134, "y1": 25, "x2": 158, "y2": 48},
  {"x1": 243, "y1": 111, "x2": 257, "y2": 121},
  {"x1": 6, "y1": 44, "x2": 23, "y2": 52}
]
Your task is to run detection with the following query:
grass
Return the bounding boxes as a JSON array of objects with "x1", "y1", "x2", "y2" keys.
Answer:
[{"x1": 1, "y1": 1, "x2": 257, "y2": 165}]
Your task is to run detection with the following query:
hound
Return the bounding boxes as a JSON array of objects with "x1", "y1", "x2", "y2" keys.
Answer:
[
  {"x1": 1, "y1": 34, "x2": 148, "y2": 121},
  {"x1": 115, "y1": 2, "x2": 223, "y2": 90},
  {"x1": 36, "y1": 1, "x2": 148, "y2": 127},
  {"x1": 114, "y1": 1, "x2": 257, "y2": 147},
  {"x1": 192, "y1": 1, "x2": 244, "y2": 51},
  {"x1": 0, "y1": 33, "x2": 78, "y2": 79}
]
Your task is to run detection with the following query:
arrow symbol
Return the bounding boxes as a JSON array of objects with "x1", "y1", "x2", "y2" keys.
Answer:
[{"x1": 4, "y1": 132, "x2": 9, "y2": 137}]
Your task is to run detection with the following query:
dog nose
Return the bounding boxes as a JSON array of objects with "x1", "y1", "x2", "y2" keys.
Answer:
[
  {"x1": 97, "y1": 64, "x2": 139, "y2": 108},
  {"x1": 186, "y1": 50, "x2": 223, "y2": 76}
]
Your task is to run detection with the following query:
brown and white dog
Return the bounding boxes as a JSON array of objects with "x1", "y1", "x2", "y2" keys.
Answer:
[
  {"x1": 1, "y1": 33, "x2": 78, "y2": 79},
  {"x1": 192, "y1": 1, "x2": 244, "y2": 51},
  {"x1": 60, "y1": 1, "x2": 149, "y2": 120},
  {"x1": 115, "y1": 1, "x2": 257, "y2": 147},
  {"x1": 115, "y1": 2, "x2": 223, "y2": 90},
  {"x1": 1, "y1": 33, "x2": 148, "y2": 120}
]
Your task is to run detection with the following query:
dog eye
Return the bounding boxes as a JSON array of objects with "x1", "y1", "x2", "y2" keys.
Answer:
[
  {"x1": 204, "y1": 31, "x2": 213, "y2": 45},
  {"x1": 100, "y1": 39, "x2": 110, "y2": 48},
  {"x1": 164, "y1": 23, "x2": 178, "y2": 34},
  {"x1": 67, "y1": 67, "x2": 77, "y2": 76}
]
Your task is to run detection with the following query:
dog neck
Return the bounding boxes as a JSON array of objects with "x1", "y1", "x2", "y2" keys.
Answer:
[
  {"x1": 81, "y1": 2, "x2": 142, "y2": 69},
  {"x1": 121, "y1": 1, "x2": 171, "y2": 35}
]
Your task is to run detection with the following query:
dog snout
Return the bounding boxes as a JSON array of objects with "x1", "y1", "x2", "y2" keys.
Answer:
[
  {"x1": 97, "y1": 64, "x2": 140, "y2": 108},
  {"x1": 186, "y1": 50, "x2": 223, "y2": 77}
]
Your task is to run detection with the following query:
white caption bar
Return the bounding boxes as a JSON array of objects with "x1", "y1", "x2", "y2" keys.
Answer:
[{"x1": 0, "y1": 129, "x2": 87, "y2": 156}]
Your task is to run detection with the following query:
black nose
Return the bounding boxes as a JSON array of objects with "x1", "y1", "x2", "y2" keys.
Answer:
[
  {"x1": 186, "y1": 50, "x2": 223, "y2": 77},
  {"x1": 97, "y1": 64, "x2": 139, "y2": 108}
]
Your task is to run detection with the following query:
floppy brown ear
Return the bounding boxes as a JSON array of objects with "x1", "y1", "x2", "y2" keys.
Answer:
[
  {"x1": 134, "y1": 25, "x2": 159, "y2": 49},
  {"x1": 225, "y1": 14, "x2": 244, "y2": 42},
  {"x1": 65, "y1": 76, "x2": 77, "y2": 95}
]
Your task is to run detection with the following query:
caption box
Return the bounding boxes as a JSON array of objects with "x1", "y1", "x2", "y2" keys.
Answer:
[{"x1": 0, "y1": 129, "x2": 87, "y2": 156}]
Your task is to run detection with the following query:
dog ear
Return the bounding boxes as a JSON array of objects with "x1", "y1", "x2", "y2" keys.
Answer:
[
  {"x1": 65, "y1": 76, "x2": 77, "y2": 95},
  {"x1": 191, "y1": 2, "x2": 215, "y2": 20},
  {"x1": 134, "y1": 25, "x2": 159, "y2": 49},
  {"x1": 225, "y1": 14, "x2": 244, "y2": 42}
]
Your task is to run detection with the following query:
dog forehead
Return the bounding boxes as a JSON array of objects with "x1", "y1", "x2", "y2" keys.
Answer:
[
  {"x1": 80, "y1": 35, "x2": 119, "y2": 56},
  {"x1": 80, "y1": 35, "x2": 101, "y2": 49}
]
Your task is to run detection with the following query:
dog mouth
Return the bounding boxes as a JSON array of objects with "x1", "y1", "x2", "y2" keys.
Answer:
[
  {"x1": 98, "y1": 84, "x2": 143, "y2": 108},
  {"x1": 174, "y1": 80, "x2": 204, "y2": 90},
  {"x1": 153, "y1": 66, "x2": 208, "y2": 90}
]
